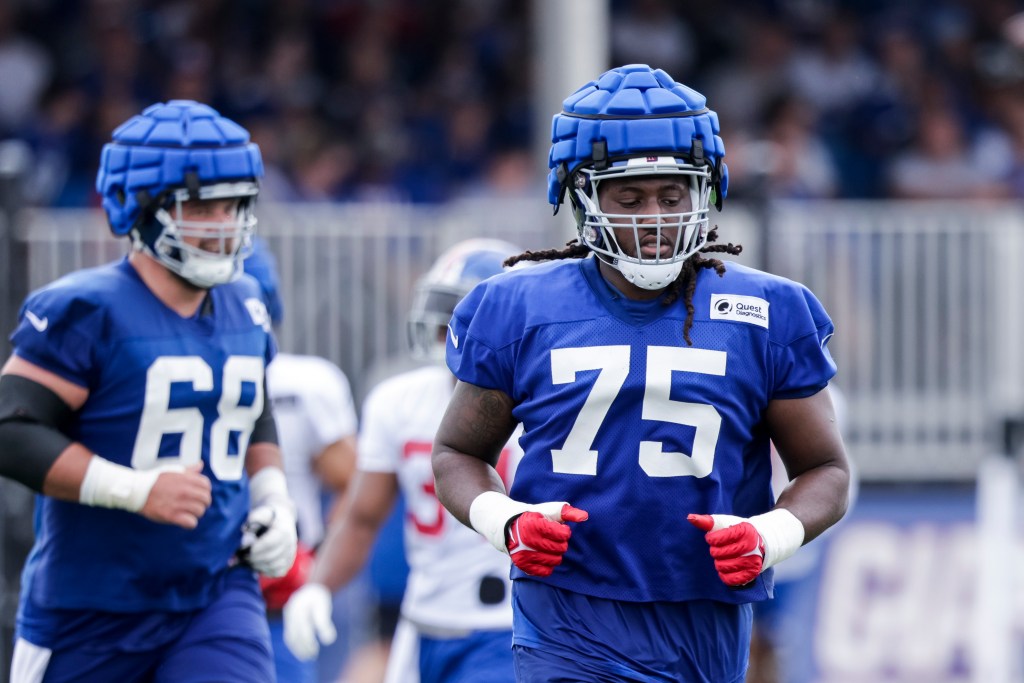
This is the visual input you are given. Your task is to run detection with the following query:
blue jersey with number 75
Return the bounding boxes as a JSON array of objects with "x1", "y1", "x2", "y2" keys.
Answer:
[
  {"x1": 446, "y1": 255, "x2": 836, "y2": 604},
  {"x1": 10, "y1": 257, "x2": 275, "y2": 617}
]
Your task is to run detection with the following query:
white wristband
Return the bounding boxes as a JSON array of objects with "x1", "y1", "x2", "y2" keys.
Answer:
[
  {"x1": 468, "y1": 491, "x2": 568, "y2": 553},
  {"x1": 79, "y1": 455, "x2": 172, "y2": 512},
  {"x1": 748, "y1": 508, "x2": 805, "y2": 570},
  {"x1": 249, "y1": 466, "x2": 295, "y2": 513}
]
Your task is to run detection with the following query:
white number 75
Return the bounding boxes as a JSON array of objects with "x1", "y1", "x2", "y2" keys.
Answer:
[{"x1": 550, "y1": 345, "x2": 725, "y2": 478}]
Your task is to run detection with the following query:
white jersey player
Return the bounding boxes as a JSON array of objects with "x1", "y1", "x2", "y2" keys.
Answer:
[
  {"x1": 244, "y1": 238, "x2": 366, "y2": 683},
  {"x1": 267, "y1": 352, "x2": 358, "y2": 549},
  {"x1": 283, "y1": 239, "x2": 524, "y2": 683}
]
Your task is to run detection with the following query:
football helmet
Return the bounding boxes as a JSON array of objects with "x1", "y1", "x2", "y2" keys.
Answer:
[
  {"x1": 95, "y1": 100, "x2": 264, "y2": 288},
  {"x1": 408, "y1": 238, "x2": 522, "y2": 362},
  {"x1": 547, "y1": 64, "x2": 729, "y2": 290}
]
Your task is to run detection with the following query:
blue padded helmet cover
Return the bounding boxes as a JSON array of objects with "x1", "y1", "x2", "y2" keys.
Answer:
[
  {"x1": 547, "y1": 64, "x2": 728, "y2": 209},
  {"x1": 95, "y1": 100, "x2": 264, "y2": 236}
]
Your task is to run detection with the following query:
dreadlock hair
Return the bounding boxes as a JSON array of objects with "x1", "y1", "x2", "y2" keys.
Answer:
[{"x1": 503, "y1": 228, "x2": 743, "y2": 346}]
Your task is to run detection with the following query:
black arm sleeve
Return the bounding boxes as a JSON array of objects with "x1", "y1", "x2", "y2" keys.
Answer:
[
  {"x1": 249, "y1": 379, "x2": 279, "y2": 446},
  {"x1": 0, "y1": 374, "x2": 77, "y2": 492}
]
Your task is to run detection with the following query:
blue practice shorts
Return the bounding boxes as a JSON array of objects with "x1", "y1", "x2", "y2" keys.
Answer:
[
  {"x1": 12, "y1": 568, "x2": 274, "y2": 683},
  {"x1": 511, "y1": 580, "x2": 751, "y2": 683},
  {"x1": 419, "y1": 627, "x2": 514, "y2": 683}
]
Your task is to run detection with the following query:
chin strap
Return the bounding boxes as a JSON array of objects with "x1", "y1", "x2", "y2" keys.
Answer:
[{"x1": 616, "y1": 259, "x2": 685, "y2": 291}]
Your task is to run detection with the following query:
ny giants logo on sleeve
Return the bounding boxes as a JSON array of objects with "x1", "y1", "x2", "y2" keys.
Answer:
[
  {"x1": 709, "y1": 294, "x2": 769, "y2": 329},
  {"x1": 244, "y1": 298, "x2": 272, "y2": 332}
]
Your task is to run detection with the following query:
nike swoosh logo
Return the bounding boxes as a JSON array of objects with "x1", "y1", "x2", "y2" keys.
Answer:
[
  {"x1": 25, "y1": 310, "x2": 48, "y2": 332},
  {"x1": 447, "y1": 323, "x2": 459, "y2": 348}
]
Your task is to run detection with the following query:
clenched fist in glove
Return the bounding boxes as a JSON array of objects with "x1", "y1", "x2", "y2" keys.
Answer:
[
  {"x1": 283, "y1": 582, "x2": 336, "y2": 661},
  {"x1": 239, "y1": 467, "x2": 298, "y2": 578},
  {"x1": 506, "y1": 505, "x2": 589, "y2": 576},
  {"x1": 688, "y1": 509, "x2": 805, "y2": 587},
  {"x1": 468, "y1": 491, "x2": 588, "y2": 576}
]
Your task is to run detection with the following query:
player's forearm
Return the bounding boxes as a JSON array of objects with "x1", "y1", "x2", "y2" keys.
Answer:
[
  {"x1": 0, "y1": 370, "x2": 84, "y2": 493},
  {"x1": 309, "y1": 514, "x2": 379, "y2": 591},
  {"x1": 432, "y1": 449, "x2": 507, "y2": 528},
  {"x1": 245, "y1": 441, "x2": 285, "y2": 475},
  {"x1": 48, "y1": 445, "x2": 186, "y2": 519},
  {"x1": 40, "y1": 443, "x2": 94, "y2": 500},
  {"x1": 311, "y1": 471, "x2": 397, "y2": 589},
  {"x1": 312, "y1": 435, "x2": 357, "y2": 494},
  {"x1": 0, "y1": 374, "x2": 150, "y2": 509},
  {"x1": 774, "y1": 461, "x2": 850, "y2": 543}
]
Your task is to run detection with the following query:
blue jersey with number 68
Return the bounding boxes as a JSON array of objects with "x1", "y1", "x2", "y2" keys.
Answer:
[
  {"x1": 10, "y1": 258, "x2": 275, "y2": 619},
  {"x1": 447, "y1": 256, "x2": 836, "y2": 604}
]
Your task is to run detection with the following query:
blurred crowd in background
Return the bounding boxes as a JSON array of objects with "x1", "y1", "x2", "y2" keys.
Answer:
[{"x1": 3, "y1": 0, "x2": 1024, "y2": 210}]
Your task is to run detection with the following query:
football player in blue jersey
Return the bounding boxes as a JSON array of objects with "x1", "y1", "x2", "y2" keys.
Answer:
[
  {"x1": 431, "y1": 64, "x2": 852, "y2": 683},
  {"x1": 0, "y1": 100, "x2": 297, "y2": 683}
]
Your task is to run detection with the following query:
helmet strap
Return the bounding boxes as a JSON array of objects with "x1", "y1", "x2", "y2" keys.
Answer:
[
  {"x1": 553, "y1": 162, "x2": 570, "y2": 215},
  {"x1": 184, "y1": 171, "x2": 201, "y2": 200},
  {"x1": 135, "y1": 188, "x2": 154, "y2": 213},
  {"x1": 690, "y1": 138, "x2": 704, "y2": 166},
  {"x1": 591, "y1": 140, "x2": 609, "y2": 171}
]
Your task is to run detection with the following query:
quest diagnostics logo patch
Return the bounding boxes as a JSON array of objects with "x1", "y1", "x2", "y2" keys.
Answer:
[{"x1": 710, "y1": 294, "x2": 769, "y2": 329}]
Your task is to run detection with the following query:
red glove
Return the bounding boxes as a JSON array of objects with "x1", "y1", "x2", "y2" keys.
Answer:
[
  {"x1": 260, "y1": 541, "x2": 314, "y2": 610},
  {"x1": 505, "y1": 504, "x2": 588, "y2": 577},
  {"x1": 688, "y1": 513, "x2": 765, "y2": 587}
]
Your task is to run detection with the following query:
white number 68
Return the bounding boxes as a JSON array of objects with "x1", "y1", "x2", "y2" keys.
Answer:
[{"x1": 132, "y1": 355, "x2": 265, "y2": 481}]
